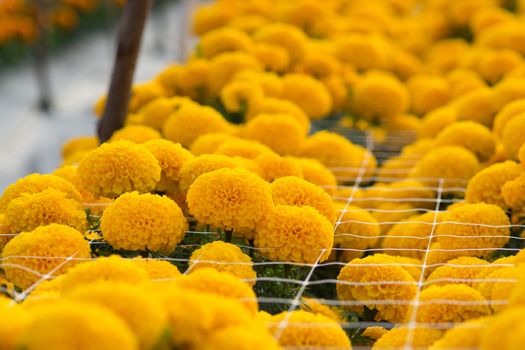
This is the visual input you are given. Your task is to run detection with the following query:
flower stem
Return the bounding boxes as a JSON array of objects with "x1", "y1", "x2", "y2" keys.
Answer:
[{"x1": 224, "y1": 230, "x2": 233, "y2": 243}]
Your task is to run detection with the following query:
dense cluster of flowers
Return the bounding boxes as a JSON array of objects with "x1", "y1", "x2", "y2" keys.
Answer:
[{"x1": 8, "y1": 0, "x2": 525, "y2": 348}]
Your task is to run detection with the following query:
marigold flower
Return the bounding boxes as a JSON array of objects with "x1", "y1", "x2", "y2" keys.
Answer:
[
  {"x1": 268, "y1": 310, "x2": 351, "y2": 349},
  {"x1": 271, "y1": 176, "x2": 336, "y2": 224},
  {"x1": 208, "y1": 52, "x2": 262, "y2": 94},
  {"x1": 281, "y1": 74, "x2": 333, "y2": 120},
  {"x1": 107, "y1": 125, "x2": 161, "y2": 144},
  {"x1": 255, "y1": 205, "x2": 333, "y2": 263},
  {"x1": 0, "y1": 173, "x2": 81, "y2": 213},
  {"x1": 430, "y1": 317, "x2": 491, "y2": 350},
  {"x1": 426, "y1": 257, "x2": 489, "y2": 289},
  {"x1": 60, "y1": 256, "x2": 149, "y2": 293},
  {"x1": 189, "y1": 241, "x2": 256, "y2": 285},
  {"x1": 66, "y1": 281, "x2": 167, "y2": 350},
  {"x1": 155, "y1": 286, "x2": 253, "y2": 349},
  {"x1": 337, "y1": 254, "x2": 417, "y2": 323},
  {"x1": 187, "y1": 167, "x2": 273, "y2": 239},
  {"x1": 101, "y1": 192, "x2": 187, "y2": 254},
  {"x1": 130, "y1": 258, "x2": 180, "y2": 280},
  {"x1": 451, "y1": 88, "x2": 496, "y2": 127},
  {"x1": 371, "y1": 202, "x2": 416, "y2": 234},
  {"x1": 502, "y1": 173, "x2": 525, "y2": 212},
  {"x1": 192, "y1": 4, "x2": 235, "y2": 35},
  {"x1": 220, "y1": 79, "x2": 264, "y2": 114},
  {"x1": 493, "y1": 99, "x2": 525, "y2": 138},
  {"x1": 253, "y1": 43, "x2": 290, "y2": 73},
  {"x1": 0, "y1": 214, "x2": 14, "y2": 252},
  {"x1": 353, "y1": 71, "x2": 409, "y2": 121},
  {"x1": 203, "y1": 324, "x2": 282, "y2": 350},
  {"x1": 128, "y1": 82, "x2": 167, "y2": 113},
  {"x1": 413, "y1": 284, "x2": 491, "y2": 324},
  {"x1": 177, "y1": 154, "x2": 239, "y2": 192},
  {"x1": 199, "y1": 27, "x2": 253, "y2": 59},
  {"x1": 5, "y1": 188, "x2": 86, "y2": 234},
  {"x1": 138, "y1": 97, "x2": 193, "y2": 130},
  {"x1": 289, "y1": 157, "x2": 337, "y2": 195},
  {"x1": 215, "y1": 139, "x2": 275, "y2": 159},
  {"x1": 446, "y1": 69, "x2": 487, "y2": 99},
  {"x1": 254, "y1": 23, "x2": 308, "y2": 64},
  {"x1": 334, "y1": 33, "x2": 390, "y2": 71},
  {"x1": 501, "y1": 112, "x2": 525, "y2": 160},
  {"x1": 143, "y1": 139, "x2": 194, "y2": 193},
  {"x1": 228, "y1": 15, "x2": 270, "y2": 34},
  {"x1": 1, "y1": 224, "x2": 91, "y2": 290},
  {"x1": 480, "y1": 307, "x2": 525, "y2": 350},
  {"x1": 373, "y1": 327, "x2": 443, "y2": 350},
  {"x1": 362, "y1": 326, "x2": 388, "y2": 341},
  {"x1": 466, "y1": 161, "x2": 522, "y2": 208},
  {"x1": 300, "y1": 297, "x2": 344, "y2": 323},
  {"x1": 232, "y1": 70, "x2": 283, "y2": 99},
  {"x1": 296, "y1": 51, "x2": 341, "y2": 79},
  {"x1": 0, "y1": 296, "x2": 29, "y2": 350},
  {"x1": 410, "y1": 146, "x2": 480, "y2": 188},
  {"x1": 477, "y1": 266, "x2": 520, "y2": 313},
  {"x1": 19, "y1": 301, "x2": 138, "y2": 350},
  {"x1": 436, "y1": 203, "x2": 510, "y2": 258},
  {"x1": 491, "y1": 77, "x2": 525, "y2": 110},
  {"x1": 435, "y1": 121, "x2": 496, "y2": 162},
  {"x1": 162, "y1": 104, "x2": 230, "y2": 148},
  {"x1": 247, "y1": 97, "x2": 310, "y2": 135},
  {"x1": 243, "y1": 114, "x2": 305, "y2": 156},
  {"x1": 189, "y1": 133, "x2": 237, "y2": 156},
  {"x1": 77, "y1": 140, "x2": 161, "y2": 198},
  {"x1": 334, "y1": 205, "x2": 380, "y2": 261},
  {"x1": 407, "y1": 75, "x2": 450, "y2": 116},
  {"x1": 61, "y1": 136, "x2": 98, "y2": 160},
  {"x1": 255, "y1": 153, "x2": 303, "y2": 182},
  {"x1": 175, "y1": 267, "x2": 257, "y2": 314}
]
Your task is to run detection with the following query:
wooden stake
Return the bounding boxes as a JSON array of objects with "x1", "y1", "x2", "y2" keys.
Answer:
[
  {"x1": 33, "y1": 0, "x2": 53, "y2": 113},
  {"x1": 98, "y1": 0, "x2": 152, "y2": 143}
]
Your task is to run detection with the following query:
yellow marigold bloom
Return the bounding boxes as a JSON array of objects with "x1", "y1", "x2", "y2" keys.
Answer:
[
  {"x1": 139, "y1": 96, "x2": 196, "y2": 131},
  {"x1": 253, "y1": 23, "x2": 307, "y2": 64},
  {"x1": 382, "y1": 212, "x2": 437, "y2": 260},
  {"x1": 0, "y1": 214, "x2": 15, "y2": 252},
  {"x1": 480, "y1": 307, "x2": 525, "y2": 350},
  {"x1": 5, "y1": 188, "x2": 86, "y2": 234},
  {"x1": 247, "y1": 97, "x2": 310, "y2": 135},
  {"x1": 187, "y1": 168, "x2": 273, "y2": 238},
  {"x1": 334, "y1": 33, "x2": 390, "y2": 71},
  {"x1": 334, "y1": 205, "x2": 380, "y2": 261},
  {"x1": 268, "y1": 310, "x2": 351, "y2": 349},
  {"x1": 0, "y1": 296, "x2": 29, "y2": 350},
  {"x1": 162, "y1": 104, "x2": 230, "y2": 148},
  {"x1": 295, "y1": 51, "x2": 341, "y2": 79},
  {"x1": 189, "y1": 241, "x2": 256, "y2": 285},
  {"x1": 373, "y1": 327, "x2": 443, "y2": 350},
  {"x1": 493, "y1": 98, "x2": 525, "y2": 138},
  {"x1": 446, "y1": 69, "x2": 487, "y2": 99},
  {"x1": 243, "y1": 114, "x2": 305, "y2": 155},
  {"x1": 130, "y1": 258, "x2": 180, "y2": 280},
  {"x1": 321, "y1": 75, "x2": 349, "y2": 112},
  {"x1": 1, "y1": 224, "x2": 90, "y2": 290},
  {"x1": 177, "y1": 154, "x2": 239, "y2": 192},
  {"x1": 300, "y1": 297, "x2": 343, "y2": 323},
  {"x1": 426, "y1": 257, "x2": 489, "y2": 289},
  {"x1": 228, "y1": 15, "x2": 270, "y2": 34},
  {"x1": 192, "y1": 4, "x2": 235, "y2": 35},
  {"x1": 127, "y1": 82, "x2": 166, "y2": 113},
  {"x1": 435, "y1": 121, "x2": 496, "y2": 162},
  {"x1": 426, "y1": 242, "x2": 465, "y2": 277},
  {"x1": 466, "y1": 161, "x2": 522, "y2": 208},
  {"x1": 155, "y1": 60, "x2": 210, "y2": 101},
  {"x1": 391, "y1": 48, "x2": 423, "y2": 81},
  {"x1": 352, "y1": 71, "x2": 409, "y2": 121},
  {"x1": 67, "y1": 281, "x2": 167, "y2": 350},
  {"x1": 384, "y1": 114, "x2": 421, "y2": 132},
  {"x1": 436, "y1": 203, "x2": 510, "y2": 258},
  {"x1": 215, "y1": 139, "x2": 275, "y2": 159},
  {"x1": 232, "y1": 70, "x2": 284, "y2": 99},
  {"x1": 60, "y1": 256, "x2": 149, "y2": 293},
  {"x1": 255, "y1": 205, "x2": 333, "y2": 263},
  {"x1": 208, "y1": 52, "x2": 262, "y2": 94},
  {"x1": 491, "y1": 77, "x2": 525, "y2": 111},
  {"x1": 470, "y1": 6, "x2": 513, "y2": 34},
  {"x1": 502, "y1": 173, "x2": 525, "y2": 212},
  {"x1": 477, "y1": 49, "x2": 522, "y2": 85},
  {"x1": 220, "y1": 80, "x2": 264, "y2": 114},
  {"x1": 301, "y1": 131, "x2": 376, "y2": 181},
  {"x1": 410, "y1": 146, "x2": 480, "y2": 188},
  {"x1": 501, "y1": 112, "x2": 525, "y2": 160},
  {"x1": 359, "y1": 180, "x2": 435, "y2": 210},
  {"x1": 289, "y1": 157, "x2": 337, "y2": 195},
  {"x1": 407, "y1": 74, "x2": 450, "y2": 116},
  {"x1": 203, "y1": 324, "x2": 282, "y2": 350},
  {"x1": 271, "y1": 176, "x2": 336, "y2": 224},
  {"x1": 0, "y1": 173, "x2": 81, "y2": 213},
  {"x1": 253, "y1": 43, "x2": 290, "y2": 73},
  {"x1": 155, "y1": 286, "x2": 253, "y2": 349},
  {"x1": 371, "y1": 202, "x2": 415, "y2": 234},
  {"x1": 413, "y1": 284, "x2": 490, "y2": 324},
  {"x1": 362, "y1": 326, "x2": 388, "y2": 341},
  {"x1": 190, "y1": 133, "x2": 237, "y2": 156},
  {"x1": 101, "y1": 192, "x2": 187, "y2": 254},
  {"x1": 430, "y1": 317, "x2": 491, "y2": 350},
  {"x1": 255, "y1": 153, "x2": 303, "y2": 182},
  {"x1": 19, "y1": 301, "x2": 138, "y2": 350},
  {"x1": 452, "y1": 87, "x2": 496, "y2": 127},
  {"x1": 176, "y1": 267, "x2": 257, "y2": 315},
  {"x1": 281, "y1": 74, "x2": 333, "y2": 120},
  {"x1": 77, "y1": 140, "x2": 161, "y2": 198},
  {"x1": 143, "y1": 139, "x2": 194, "y2": 193},
  {"x1": 108, "y1": 125, "x2": 161, "y2": 144},
  {"x1": 337, "y1": 254, "x2": 417, "y2": 323},
  {"x1": 61, "y1": 136, "x2": 98, "y2": 160},
  {"x1": 477, "y1": 267, "x2": 520, "y2": 313},
  {"x1": 199, "y1": 27, "x2": 253, "y2": 59}
]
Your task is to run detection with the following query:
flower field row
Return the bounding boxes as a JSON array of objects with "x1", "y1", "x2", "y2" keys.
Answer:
[{"x1": 4, "y1": 0, "x2": 525, "y2": 349}]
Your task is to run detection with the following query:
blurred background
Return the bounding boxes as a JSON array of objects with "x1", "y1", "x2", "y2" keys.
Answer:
[{"x1": 0, "y1": 0, "x2": 191, "y2": 191}]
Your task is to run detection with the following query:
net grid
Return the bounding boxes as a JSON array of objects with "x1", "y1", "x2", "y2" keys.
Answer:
[{"x1": 0, "y1": 128, "x2": 522, "y2": 349}]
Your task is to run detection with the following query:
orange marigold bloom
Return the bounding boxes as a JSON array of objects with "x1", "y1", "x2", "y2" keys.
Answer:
[
  {"x1": 108, "y1": 125, "x2": 162, "y2": 144},
  {"x1": 435, "y1": 121, "x2": 496, "y2": 162},
  {"x1": 281, "y1": 74, "x2": 333, "y2": 119},
  {"x1": 177, "y1": 154, "x2": 239, "y2": 193},
  {"x1": 215, "y1": 139, "x2": 275, "y2": 159},
  {"x1": 289, "y1": 157, "x2": 337, "y2": 195},
  {"x1": 255, "y1": 153, "x2": 303, "y2": 182}
]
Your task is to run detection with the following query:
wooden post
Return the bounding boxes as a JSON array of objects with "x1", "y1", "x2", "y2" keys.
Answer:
[
  {"x1": 33, "y1": 0, "x2": 53, "y2": 113},
  {"x1": 98, "y1": 0, "x2": 152, "y2": 143}
]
